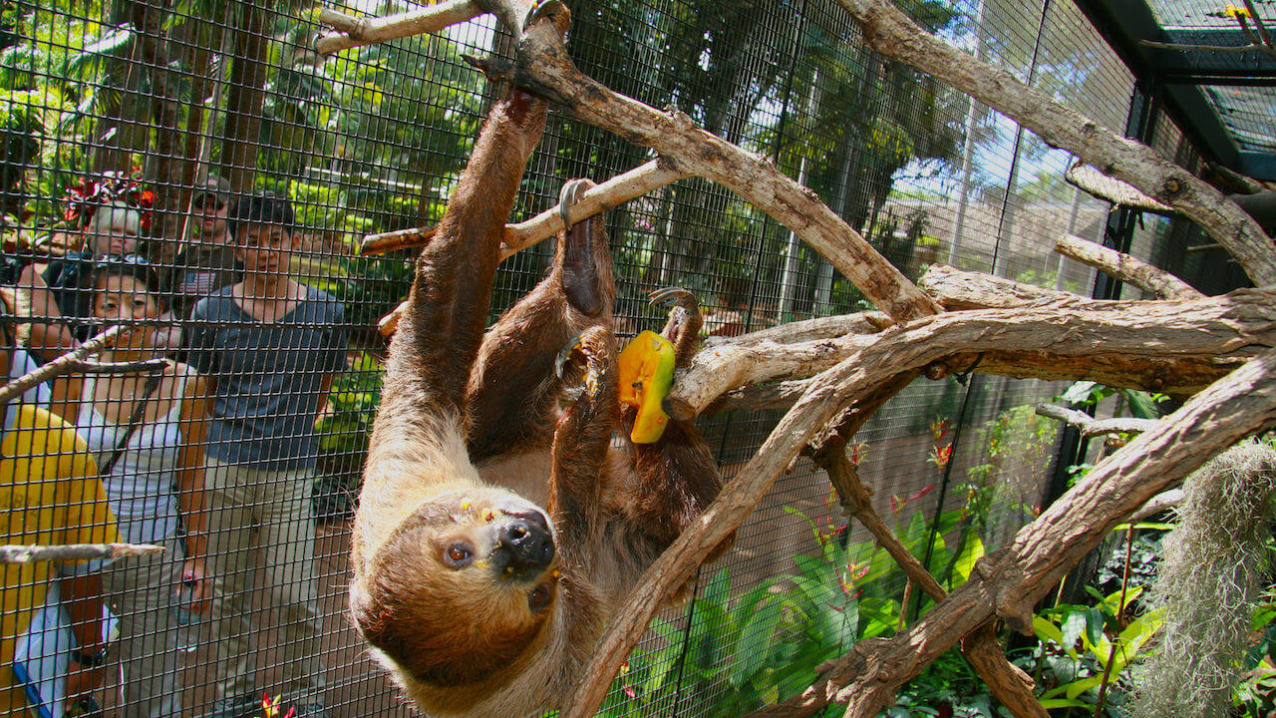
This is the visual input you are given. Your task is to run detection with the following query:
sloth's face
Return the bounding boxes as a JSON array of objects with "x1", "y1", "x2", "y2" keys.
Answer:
[{"x1": 358, "y1": 488, "x2": 562, "y2": 687}]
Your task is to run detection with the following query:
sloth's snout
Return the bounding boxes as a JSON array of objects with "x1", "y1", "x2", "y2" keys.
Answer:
[{"x1": 492, "y1": 511, "x2": 555, "y2": 579}]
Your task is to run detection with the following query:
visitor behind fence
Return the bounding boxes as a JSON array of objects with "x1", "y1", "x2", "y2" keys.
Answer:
[
  {"x1": 43, "y1": 202, "x2": 145, "y2": 339},
  {"x1": 52, "y1": 258, "x2": 212, "y2": 718},
  {"x1": 0, "y1": 298, "x2": 120, "y2": 718},
  {"x1": 167, "y1": 175, "x2": 241, "y2": 321},
  {"x1": 184, "y1": 193, "x2": 347, "y2": 718}
]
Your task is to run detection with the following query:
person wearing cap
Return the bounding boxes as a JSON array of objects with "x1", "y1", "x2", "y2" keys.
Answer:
[{"x1": 167, "y1": 175, "x2": 242, "y2": 320}]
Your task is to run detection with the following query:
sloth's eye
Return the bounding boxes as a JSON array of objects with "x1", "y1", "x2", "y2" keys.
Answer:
[
  {"x1": 443, "y1": 542, "x2": 474, "y2": 568},
  {"x1": 528, "y1": 584, "x2": 552, "y2": 612}
]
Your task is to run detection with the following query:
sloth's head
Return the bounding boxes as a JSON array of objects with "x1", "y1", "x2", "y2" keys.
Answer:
[{"x1": 352, "y1": 487, "x2": 561, "y2": 688}]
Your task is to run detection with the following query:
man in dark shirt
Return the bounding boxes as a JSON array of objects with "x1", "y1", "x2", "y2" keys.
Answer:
[
  {"x1": 168, "y1": 175, "x2": 241, "y2": 320},
  {"x1": 185, "y1": 194, "x2": 346, "y2": 718}
]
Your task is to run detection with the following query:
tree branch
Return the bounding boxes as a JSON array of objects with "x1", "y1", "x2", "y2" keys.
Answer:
[
  {"x1": 1065, "y1": 161, "x2": 1175, "y2": 214},
  {"x1": 1035, "y1": 403, "x2": 1160, "y2": 439},
  {"x1": 0, "y1": 326, "x2": 130, "y2": 407},
  {"x1": 1055, "y1": 234, "x2": 1202, "y2": 301},
  {"x1": 361, "y1": 158, "x2": 689, "y2": 257},
  {"x1": 315, "y1": 0, "x2": 486, "y2": 56},
  {"x1": 815, "y1": 449, "x2": 1049, "y2": 718},
  {"x1": 835, "y1": 0, "x2": 1276, "y2": 287},
  {"x1": 668, "y1": 289, "x2": 1276, "y2": 420},
  {"x1": 0, "y1": 542, "x2": 165, "y2": 564}
]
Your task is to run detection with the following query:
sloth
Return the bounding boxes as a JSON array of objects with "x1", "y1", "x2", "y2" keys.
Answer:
[{"x1": 348, "y1": 8, "x2": 724, "y2": 717}]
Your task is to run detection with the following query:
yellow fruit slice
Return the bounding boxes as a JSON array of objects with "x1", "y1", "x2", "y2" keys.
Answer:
[{"x1": 617, "y1": 330, "x2": 676, "y2": 443}]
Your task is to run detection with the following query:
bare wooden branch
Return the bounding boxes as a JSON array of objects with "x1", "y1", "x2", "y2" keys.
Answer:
[
  {"x1": 1056, "y1": 234, "x2": 1203, "y2": 301},
  {"x1": 360, "y1": 158, "x2": 689, "y2": 258},
  {"x1": 0, "y1": 325, "x2": 129, "y2": 407},
  {"x1": 315, "y1": 0, "x2": 486, "y2": 56},
  {"x1": 1066, "y1": 162, "x2": 1175, "y2": 214},
  {"x1": 834, "y1": 0, "x2": 1276, "y2": 287},
  {"x1": 360, "y1": 225, "x2": 436, "y2": 257},
  {"x1": 0, "y1": 542, "x2": 165, "y2": 564},
  {"x1": 919, "y1": 264, "x2": 1074, "y2": 310},
  {"x1": 750, "y1": 348, "x2": 1276, "y2": 718},
  {"x1": 514, "y1": 24, "x2": 942, "y2": 323},
  {"x1": 668, "y1": 289, "x2": 1276, "y2": 420},
  {"x1": 1035, "y1": 403, "x2": 1160, "y2": 439},
  {"x1": 1129, "y1": 489, "x2": 1183, "y2": 523},
  {"x1": 71, "y1": 357, "x2": 170, "y2": 374},
  {"x1": 821, "y1": 450, "x2": 945, "y2": 601},
  {"x1": 960, "y1": 623, "x2": 1050, "y2": 718}
]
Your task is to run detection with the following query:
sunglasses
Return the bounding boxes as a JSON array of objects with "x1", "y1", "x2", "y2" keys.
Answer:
[{"x1": 193, "y1": 194, "x2": 226, "y2": 211}]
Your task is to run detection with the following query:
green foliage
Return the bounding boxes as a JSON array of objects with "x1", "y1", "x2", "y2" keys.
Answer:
[{"x1": 1028, "y1": 586, "x2": 1162, "y2": 714}]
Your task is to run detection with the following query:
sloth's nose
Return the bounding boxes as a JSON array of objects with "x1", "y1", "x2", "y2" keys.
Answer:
[{"x1": 494, "y1": 512, "x2": 555, "y2": 578}]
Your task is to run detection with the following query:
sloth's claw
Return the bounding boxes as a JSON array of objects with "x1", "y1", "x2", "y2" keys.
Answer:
[
  {"x1": 554, "y1": 332, "x2": 585, "y2": 379},
  {"x1": 648, "y1": 286, "x2": 698, "y2": 312},
  {"x1": 558, "y1": 178, "x2": 594, "y2": 233}
]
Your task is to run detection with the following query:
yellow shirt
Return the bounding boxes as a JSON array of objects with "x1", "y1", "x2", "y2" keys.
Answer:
[{"x1": 0, "y1": 404, "x2": 118, "y2": 717}]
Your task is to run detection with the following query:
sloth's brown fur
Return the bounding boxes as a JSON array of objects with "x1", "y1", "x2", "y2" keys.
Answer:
[{"x1": 348, "y1": 8, "x2": 723, "y2": 716}]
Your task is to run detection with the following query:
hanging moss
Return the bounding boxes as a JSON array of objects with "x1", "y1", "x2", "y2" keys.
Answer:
[{"x1": 1130, "y1": 438, "x2": 1276, "y2": 718}]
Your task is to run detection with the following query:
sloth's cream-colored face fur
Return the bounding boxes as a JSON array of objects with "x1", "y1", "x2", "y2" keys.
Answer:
[{"x1": 356, "y1": 487, "x2": 561, "y2": 687}]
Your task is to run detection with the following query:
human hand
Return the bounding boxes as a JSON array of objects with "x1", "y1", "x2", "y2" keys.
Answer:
[
  {"x1": 64, "y1": 663, "x2": 105, "y2": 714},
  {"x1": 180, "y1": 558, "x2": 211, "y2": 614}
]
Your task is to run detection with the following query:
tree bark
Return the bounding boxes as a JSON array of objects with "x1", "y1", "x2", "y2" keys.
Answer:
[{"x1": 221, "y1": 0, "x2": 271, "y2": 193}]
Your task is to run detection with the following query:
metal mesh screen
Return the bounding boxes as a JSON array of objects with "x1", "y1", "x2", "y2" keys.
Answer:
[{"x1": 0, "y1": 0, "x2": 1223, "y2": 715}]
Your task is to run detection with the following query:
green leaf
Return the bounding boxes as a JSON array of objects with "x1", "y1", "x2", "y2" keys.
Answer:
[
  {"x1": 1039, "y1": 698, "x2": 1092, "y2": 709},
  {"x1": 1032, "y1": 615, "x2": 1063, "y2": 644},
  {"x1": 1064, "y1": 674, "x2": 1106, "y2": 700},
  {"x1": 1083, "y1": 607, "x2": 1106, "y2": 650},
  {"x1": 1120, "y1": 389, "x2": 1162, "y2": 420},
  {"x1": 1061, "y1": 610, "x2": 1087, "y2": 655},
  {"x1": 950, "y1": 533, "x2": 985, "y2": 587},
  {"x1": 733, "y1": 599, "x2": 781, "y2": 687}
]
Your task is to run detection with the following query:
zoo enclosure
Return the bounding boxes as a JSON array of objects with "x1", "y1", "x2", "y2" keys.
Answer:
[{"x1": 0, "y1": 0, "x2": 1252, "y2": 714}]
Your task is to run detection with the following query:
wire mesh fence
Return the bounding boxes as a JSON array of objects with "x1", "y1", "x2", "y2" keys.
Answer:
[{"x1": 0, "y1": 0, "x2": 1231, "y2": 715}]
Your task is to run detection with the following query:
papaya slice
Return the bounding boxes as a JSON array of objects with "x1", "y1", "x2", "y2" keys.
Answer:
[{"x1": 617, "y1": 330, "x2": 676, "y2": 443}]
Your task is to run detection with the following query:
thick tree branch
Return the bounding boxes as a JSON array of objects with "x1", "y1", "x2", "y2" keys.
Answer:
[
  {"x1": 918, "y1": 264, "x2": 1074, "y2": 310},
  {"x1": 0, "y1": 542, "x2": 165, "y2": 564},
  {"x1": 561, "y1": 286, "x2": 1276, "y2": 717},
  {"x1": 835, "y1": 0, "x2": 1276, "y2": 287},
  {"x1": 668, "y1": 289, "x2": 1276, "y2": 420},
  {"x1": 750, "y1": 348, "x2": 1276, "y2": 717},
  {"x1": 1055, "y1": 234, "x2": 1202, "y2": 301},
  {"x1": 1066, "y1": 162, "x2": 1175, "y2": 215}
]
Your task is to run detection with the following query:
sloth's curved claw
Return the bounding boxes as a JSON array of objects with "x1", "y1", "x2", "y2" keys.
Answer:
[
  {"x1": 522, "y1": 0, "x2": 567, "y2": 33},
  {"x1": 554, "y1": 332, "x2": 585, "y2": 380},
  {"x1": 648, "y1": 286, "x2": 699, "y2": 312},
  {"x1": 558, "y1": 178, "x2": 594, "y2": 234}
]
